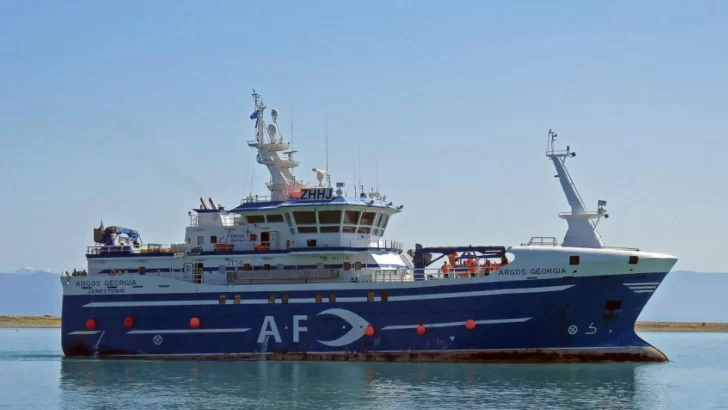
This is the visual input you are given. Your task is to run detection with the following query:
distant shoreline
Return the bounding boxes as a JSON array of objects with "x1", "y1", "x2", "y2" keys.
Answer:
[{"x1": 1, "y1": 316, "x2": 728, "y2": 332}]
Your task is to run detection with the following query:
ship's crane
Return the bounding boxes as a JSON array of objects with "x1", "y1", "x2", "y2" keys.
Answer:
[{"x1": 93, "y1": 222, "x2": 141, "y2": 247}]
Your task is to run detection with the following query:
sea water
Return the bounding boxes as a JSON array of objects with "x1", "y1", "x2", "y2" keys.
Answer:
[{"x1": 0, "y1": 329, "x2": 727, "y2": 409}]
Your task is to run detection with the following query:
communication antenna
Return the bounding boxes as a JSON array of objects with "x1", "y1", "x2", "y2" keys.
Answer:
[
  {"x1": 290, "y1": 101, "x2": 294, "y2": 147},
  {"x1": 325, "y1": 113, "x2": 331, "y2": 188},
  {"x1": 357, "y1": 141, "x2": 361, "y2": 188},
  {"x1": 375, "y1": 160, "x2": 379, "y2": 192}
]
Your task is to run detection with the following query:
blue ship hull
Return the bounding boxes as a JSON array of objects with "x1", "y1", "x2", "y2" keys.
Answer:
[{"x1": 61, "y1": 272, "x2": 668, "y2": 362}]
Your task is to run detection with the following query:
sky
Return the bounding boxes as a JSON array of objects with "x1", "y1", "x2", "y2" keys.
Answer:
[{"x1": 0, "y1": 1, "x2": 726, "y2": 273}]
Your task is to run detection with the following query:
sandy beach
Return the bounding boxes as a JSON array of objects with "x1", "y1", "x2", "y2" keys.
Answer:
[{"x1": 1, "y1": 315, "x2": 727, "y2": 332}]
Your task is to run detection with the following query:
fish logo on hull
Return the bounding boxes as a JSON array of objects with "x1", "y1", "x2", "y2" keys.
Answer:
[{"x1": 316, "y1": 308, "x2": 370, "y2": 347}]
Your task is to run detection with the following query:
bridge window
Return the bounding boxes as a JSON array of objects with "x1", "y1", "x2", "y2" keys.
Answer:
[
  {"x1": 293, "y1": 211, "x2": 316, "y2": 225},
  {"x1": 307, "y1": 239, "x2": 317, "y2": 248},
  {"x1": 210, "y1": 235, "x2": 217, "y2": 244},
  {"x1": 320, "y1": 226, "x2": 340, "y2": 233},
  {"x1": 342, "y1": 226, "x2": 356, "y2": 233},
  {"x1": 246, "y1": 215, "x2": 265, "y2": 224},
  {"x1": 266, "y1": 214, "x2": 284, "y2": 223},
  {"x1": 344, "y1": 210, "x2": 360, "y2": 224},
  {"x1": 374, "y1": 214, "x2": 382, "y2": 227},
  {"x1": 373, "y1": 229, "x2": 383, "y2": 236},
  {"x1": 298, "y1": 226, "x2": 318, "y2": 233},
  {"x1": 360, "y1": 212, "x2": 376, "y2": 226},
  {"x1": 357, "y1": 227, "x2": 371, "y2": 234},
  {"x1": 318, "y1": 210, "x2": 341, "y2": 224},
  {"x1": 569, "y1": 255, "x2": 580, "y2": 265},
  {"x1": 381, "y1": 215, "x2": 390, "y2": 228}
]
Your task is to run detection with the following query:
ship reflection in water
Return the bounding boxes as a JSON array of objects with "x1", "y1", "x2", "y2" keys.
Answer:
[{"x1": 59, "y1": 359, "x2": 660, "y2": 409}]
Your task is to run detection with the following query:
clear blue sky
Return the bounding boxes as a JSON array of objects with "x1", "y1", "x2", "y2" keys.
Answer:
[{"x1": 1, "y1": 1, "x2": 726, "y2": 273}]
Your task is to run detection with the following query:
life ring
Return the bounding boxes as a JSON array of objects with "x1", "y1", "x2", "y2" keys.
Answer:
[{"x1": 109, "y1": 270, "x2": 116, "y2": 276}]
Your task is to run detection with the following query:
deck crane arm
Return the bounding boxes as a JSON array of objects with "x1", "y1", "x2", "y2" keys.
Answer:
[{"x1": 93, "y1": 222, "x2": 141, "y2": 246}]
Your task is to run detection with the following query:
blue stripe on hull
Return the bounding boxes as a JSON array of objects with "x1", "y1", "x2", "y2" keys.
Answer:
[{"x1": 61, "y1": 273, "x2": 668, "y2": 362}]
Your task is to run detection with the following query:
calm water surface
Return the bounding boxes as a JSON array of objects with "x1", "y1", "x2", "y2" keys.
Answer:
[{"x1": 1, "y1": 329, "x2": 727, "y2": 409}]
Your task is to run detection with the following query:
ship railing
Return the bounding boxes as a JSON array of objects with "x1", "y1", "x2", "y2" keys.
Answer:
[
  {"x1": 86, "y1": 244, "x2": 175, "y2": 256},
  {"x1": 368, "y1": 239, "x2": 403, "y2": 252},
  {"x1": 226, "y1": 269, "x2": 340, "y2": 285},
  {"x1": 521, "y1": 236, "x2": 559, "y2": 246},
  {"x1": 286, "y1": 240, "x2": 403, "y2": 252},
  {"x1": 242, "y1": 195, "x2": 273, "y2": 204},
  {"x1": 355, "y1": 269, "x2": 411, "y2": 283},
  {"x1": 415, "y1": 266, "x2": 502, "y2": 280}
]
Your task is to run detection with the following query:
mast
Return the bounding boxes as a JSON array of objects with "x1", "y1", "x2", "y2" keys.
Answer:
[
  {"x1": 247, "y1": 89, "x2": 302, "y2": 201},
  {"x1": 547, "y1": 130, "x2": 608, "y2": 248}
]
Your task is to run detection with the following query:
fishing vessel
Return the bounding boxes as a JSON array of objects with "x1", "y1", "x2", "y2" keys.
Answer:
[{"x1": 61, "y1": 90, "x2": 677, "y2": 362}]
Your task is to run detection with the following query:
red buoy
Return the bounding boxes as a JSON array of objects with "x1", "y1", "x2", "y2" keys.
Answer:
[
  {"x1": 85, "y1": 318, "x2": 96, "y2": 330},
  {"x1": 416, "y1": 324, "x2": 426, "y2": 335},
  {"x1": 124, "y1": 316, "x2": 134, "y2": 328},
  {"x1": 465, "y1": 319, "x2": 476, "y2": 330},
  {"x1": 190, "y1": 317, "x2": 201, "y2": 328},
  {"x1": 364, "y1": 325, "x2": 375, "y2": 337}
]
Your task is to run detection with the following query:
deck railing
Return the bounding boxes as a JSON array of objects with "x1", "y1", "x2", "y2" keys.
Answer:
[{"x1": 85, "y1": 265, "x2": 501, "y2": 286}]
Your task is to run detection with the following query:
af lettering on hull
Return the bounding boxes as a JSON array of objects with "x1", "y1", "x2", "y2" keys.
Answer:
[
  {"x1": 255, "y1": 309, "x2": 369, "y2": 347},
  {"x1": 498, "y1": 268, "x2": 567, "y2": 275}
]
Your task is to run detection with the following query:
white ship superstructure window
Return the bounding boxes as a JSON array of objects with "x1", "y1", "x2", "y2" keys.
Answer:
[
  {"x1": 343, "y1": 210, "x2": 360, "y2": 233},
  {"x1": 293, "y1": 211, "x2": 316, "y2": 224},
  {"x1": 318, "y1": 210, "x2": 341, "y2": 233},
  {"x1": 267, "y1": 214, "x2": 284, "y2": 223},
  {"x1": 360, "y1": 212, "x2": 376, "y2": 226},
  {"x1": 294, "y1": 210, "x2": 318, "y2": 233},
  {"x1": 197, "y1": 236, "x2": 204, "y2": 245},
  {"x1": 246, "y1": 215, "x2": 265, "y2": 224},
  {"x1": 343, "y1": 210, "x2": 360, "y2": 224},
  {"x1": 318, "y1": 210, "x2": 341, "y2": 224},
  {"x1": 284, "y1": 213, "x2": 294, "y2": 234}
]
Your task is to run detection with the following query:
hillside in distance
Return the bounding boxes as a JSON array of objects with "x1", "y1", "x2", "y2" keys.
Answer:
[
  {"x1": 638, "y1": 270, "x2": 728, "y2": 322},
  {"x1": 0, "y1": 269, "x2": 726, "y2": 322},
  {"x1": 0, "y1": 269, "x2": 62, "y2": 316}
]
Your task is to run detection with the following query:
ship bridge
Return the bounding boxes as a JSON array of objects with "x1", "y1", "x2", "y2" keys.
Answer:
[{"x1": 185, "y1": 187, "x2": 402, "y2": 255}]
